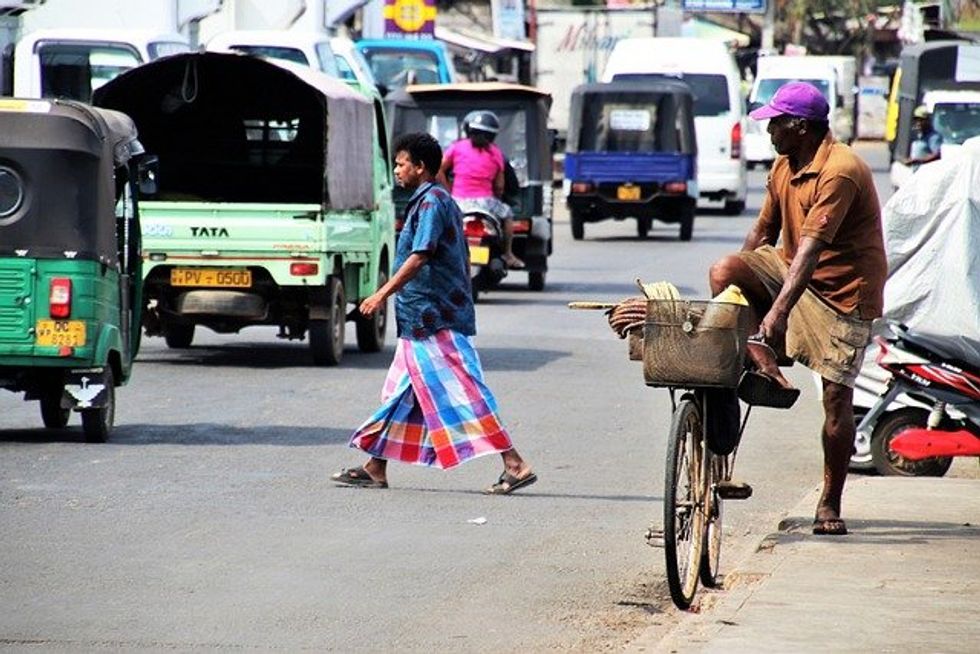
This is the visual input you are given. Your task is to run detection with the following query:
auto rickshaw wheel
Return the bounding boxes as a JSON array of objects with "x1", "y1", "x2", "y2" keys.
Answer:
[
  {"x1": 40, "y1": 391, "x2": 69, "y2": 429},
  {"x1": 679, "y1": 206, "x2": 695, "y2": 242},
  {"x1": 81, "y1": 368, "x2": 114, "y2": 443},
  {"x1": 528, "y1": 271, "x2": 546, "y2": 291},
  {"x1": 309, "y1": 277, "x2": 345, "y2": 366},
  {"x1": 723, "y1": 200, "x2": 745, "y2": 216},
  {"x1": 570, "y1": 209, "x2": 585, "y2": 240},
  {"x1": 636, "y1": 216, "x2": 651, "y2": 239},
  {"x1": 356, "y1": 268, "x2": 388, "y2": 353},
  {"x1": 164, "y1": 322, "x2": 195, "y2": 349}
]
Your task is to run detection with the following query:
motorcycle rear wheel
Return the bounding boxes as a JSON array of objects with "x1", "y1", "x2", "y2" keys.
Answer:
[{"x1": 871, "y1": 408, "x2": 953, "y2": 477}]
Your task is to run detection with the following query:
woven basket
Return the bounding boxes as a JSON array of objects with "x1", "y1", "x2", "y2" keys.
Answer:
[{"x1": 642, "y1": 299, "x2": 751, "y2": 388}]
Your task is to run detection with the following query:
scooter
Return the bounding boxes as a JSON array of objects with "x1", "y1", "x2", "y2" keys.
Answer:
[
  {"x1": 461, "y1": 208, "x2": 507, "y2": 302},
  {"x1": 851, "y1": 321, "x2": 980, "y2": 476}
]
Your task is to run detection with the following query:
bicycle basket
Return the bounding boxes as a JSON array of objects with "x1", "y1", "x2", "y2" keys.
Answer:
[{"x1": 642, "y1": 299, "x2": 751, "y2": 388}]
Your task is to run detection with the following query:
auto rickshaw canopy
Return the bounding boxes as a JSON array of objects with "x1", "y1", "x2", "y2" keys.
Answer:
[
  {"x1": 93, "y1": 51, "x2": 376, "y2": 210},
  {"x1": 385, "y1": 82, "x2": 553, "y2": 184},
  {"x1": 0, "y1": 99, "x2": 142, "y2": 266},
  {"x1": 567, "y1": 79, "x2": 697, "y2": 156}
]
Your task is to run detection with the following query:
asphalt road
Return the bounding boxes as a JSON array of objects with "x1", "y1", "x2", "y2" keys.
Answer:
[{"x1": 3, "y1": 142, "x2": 963, "y2": 652}]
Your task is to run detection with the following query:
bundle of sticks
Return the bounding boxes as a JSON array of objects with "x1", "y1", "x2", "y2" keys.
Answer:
[{"x1": 568, "y1": 280, "x2": 681, "y2": 339}]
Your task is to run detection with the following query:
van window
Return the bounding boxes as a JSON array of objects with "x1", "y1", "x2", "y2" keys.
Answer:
[
  {"x1": 147, "y1": 41, "x2": 191, "y2": 60},
  {"x1": 313, "y1": 43, "x2": 341, "y2": 77},
  {"x1": 932, "y1": 102, "x2": 980, "y2": 145},
  {"x1": 754, "y1": 78, "x2": 831, "y2": 105},
  {"x1": 230, "y1": 45, "x2": 309, "y2": 67},
  {"x1": 361, "y1": 49, "x2": 440, "y2": 88},
  {"x1": 613, "y1": 73, "x2": 730, "y2": 117},
  {"x1": 38, "y1": 43, "x2": 141, "y2": 102}
]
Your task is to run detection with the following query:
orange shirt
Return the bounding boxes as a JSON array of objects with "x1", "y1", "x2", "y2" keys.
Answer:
[{"x1": 755, "y1": 133, "x2": 887, "y2": 319}]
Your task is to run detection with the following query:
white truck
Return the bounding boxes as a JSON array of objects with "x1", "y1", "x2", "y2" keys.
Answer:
[
  {"x1": 745, "y1": 54, "x2": 857, "y2": 167},
  {"x1": 533, "y1": 7, "x2": 655, "y2": 145}
]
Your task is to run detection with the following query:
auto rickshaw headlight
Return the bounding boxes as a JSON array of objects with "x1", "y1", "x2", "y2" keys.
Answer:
[
  {"x1": 0, "y1": 166, "x2": 24, "y2": 220},
  {"x1": 50, "y1": 278, "x2": 72, "y2": 319}
]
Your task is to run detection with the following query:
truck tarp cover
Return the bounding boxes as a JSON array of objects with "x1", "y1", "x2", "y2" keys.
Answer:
[
  {"x1": 93, "y1": 52, "x2": 375, "y2": 210},
  {"x1": 855, "y1": 137, "x2": 980, "y2": 402}
]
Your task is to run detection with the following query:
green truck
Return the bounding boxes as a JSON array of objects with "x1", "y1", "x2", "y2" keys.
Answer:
[{"x1": 94, "y1": 52, "x2": 395, "y2": 365}]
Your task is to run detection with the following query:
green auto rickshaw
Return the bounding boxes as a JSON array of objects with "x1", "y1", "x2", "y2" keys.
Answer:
[{"x1": 0, "y1": 99, "x2": 153, "y2": 441}]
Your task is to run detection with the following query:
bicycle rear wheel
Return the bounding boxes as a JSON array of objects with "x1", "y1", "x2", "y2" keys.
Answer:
[
  {"x1": 663, "y1": 395, "x2": 708, "y2": 609},
  {"x1": 700, "y1": 454, "x2": 725, "y2": 587}
]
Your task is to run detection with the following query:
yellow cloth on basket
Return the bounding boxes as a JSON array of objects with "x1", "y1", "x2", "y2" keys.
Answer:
[{"x1": 711, "y1": 284, "x2": 749, "y2": 305}]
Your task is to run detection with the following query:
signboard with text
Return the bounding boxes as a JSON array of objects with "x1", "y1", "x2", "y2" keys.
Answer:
[
  {"x1": 681, "y1": 0, "x2": 766, "y2": 13},
  {"x1": 383, "y1": 0, "x2": 436, "y2": 39}
]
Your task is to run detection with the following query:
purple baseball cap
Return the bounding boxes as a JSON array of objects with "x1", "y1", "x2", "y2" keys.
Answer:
[{"x1": 749, "y1": 81, "x2": 829, "y2": 121}]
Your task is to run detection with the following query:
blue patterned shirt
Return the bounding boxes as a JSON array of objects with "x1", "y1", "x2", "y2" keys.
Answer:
[{"x1": 394, "y1": 182, "x2": 476, "y2": 339}]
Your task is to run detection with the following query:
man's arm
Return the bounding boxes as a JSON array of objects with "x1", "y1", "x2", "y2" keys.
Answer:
[
  {"x1": 758, "y1": 235, "x2": 825, "y2": 345},
  {"x1": 359, "y1": 252, "x2": 429, "y2": 316},
  {"x1": 743, "y1": 174, "x2": 780, "y2": 251},
  {"x1": 436, "y1": 156, "x2": 453, "y2": 190}
]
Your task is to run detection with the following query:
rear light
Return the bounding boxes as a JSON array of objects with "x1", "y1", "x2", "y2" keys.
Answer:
[
  {"x1": 395, "y1": 217, "x2": 405, "y2": 232},
  {"x1": 663, "y1": 181, "x2": 687, "y2": 194},
  {"x1": 290, "y1": 262, "x2": 319, "y2": 276},
  {"x1": 463, "y1": 216, "x2": 497, "y2": 240},
  {"x1": 731, "y1": 122, "x2": 742, "y2": 159},
  {"x1": 49, "y1": 278, "x2": 71, "y2": 319},
  {"x1": 512, "y1": 219, "x2": 530, "y2": 234},
  {"x1": 570, "y1": 181, "x2": 594, "y2": 194}
]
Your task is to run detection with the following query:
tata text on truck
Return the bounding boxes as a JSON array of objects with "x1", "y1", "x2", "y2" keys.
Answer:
[
  {"x1": 94, "y1": 52, "x2": 395, "y2": 365},
  {"x1": 0, "y1": 99, "x2": 153, "y2": 441}
]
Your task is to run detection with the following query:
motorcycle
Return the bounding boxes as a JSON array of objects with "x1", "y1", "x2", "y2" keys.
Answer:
[
  {"x1": 461, "y1": 207, "x2": 507, "y2": 303},
  {"x1": 851, "y1": 321, "x2": 980, "y2": 476}
]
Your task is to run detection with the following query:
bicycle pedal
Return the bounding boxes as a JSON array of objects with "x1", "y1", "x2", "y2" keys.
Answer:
[
  {"x1": 715, "y1": 481, "x2": 753, "y2": 500},
  {"x1": 645, "y1": 526, "x2": 665, "y2": 548}
]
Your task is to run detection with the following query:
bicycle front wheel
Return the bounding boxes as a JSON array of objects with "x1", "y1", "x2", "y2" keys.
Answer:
[{"x1": 663, "y1": 395, "x2": 708, "y2": 609}]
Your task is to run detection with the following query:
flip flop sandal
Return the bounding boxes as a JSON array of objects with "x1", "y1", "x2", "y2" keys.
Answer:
[
  {"x1": 331, "y1": 466, "x2": 388, "y2": 489},
  {"x1": 812, "y1": 518, "x2": 848, "y2": 536},
  {"x1": 484, "y1": 471, "x2": 538, "y2": 495},
  {"x1": 737, "y1": 370, "x2": 801, "y2": 409}
]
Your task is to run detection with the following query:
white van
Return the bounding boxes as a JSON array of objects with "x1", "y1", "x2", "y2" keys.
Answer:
[
  {"x1": 602, "y1": 37, "x2": 747, "y2": 214},
  {"x1": 206, "y1": 30, "x2": 340, "y2": 78},
  {"x1": 10, "y1": 28, "x2": 191, "y2": 101},
  {"x1": 746, "y1": 55, "x2": 855, "y2": 167}
]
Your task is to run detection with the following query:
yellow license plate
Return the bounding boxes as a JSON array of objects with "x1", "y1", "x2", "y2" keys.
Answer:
[
  {"x1": 470, "y1": 246, "x2": 490, "y2": 265},
  {"x1": 36, "y1": 320, "x2": 86, "y2": 347},
  {"x1": 617, "y1": 184, "x2": 641, "y2": 201},
  {"x1": 170, "y1": 268, "x2": 252, "y2": 288}
]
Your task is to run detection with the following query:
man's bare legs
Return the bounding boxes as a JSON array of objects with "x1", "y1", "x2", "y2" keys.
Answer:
[
  {"x1": 360, "y1": 448, "x2": 532, "y2": 485},
  {"x1": 817, "y1": 380, "x2": 854, "y2": 531},
  {"x1": 709, "y1": 255, "x2": 797, "y2": 389}
]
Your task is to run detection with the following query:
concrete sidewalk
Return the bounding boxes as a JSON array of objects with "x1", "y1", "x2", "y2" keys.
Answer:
[{"x1": 629, "y1": 476, "x2": 980, "y2": 653}]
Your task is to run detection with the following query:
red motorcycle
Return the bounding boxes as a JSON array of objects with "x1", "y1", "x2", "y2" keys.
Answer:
[{"x1": 853, "y1": 322, "x2": 980, "y2": 476}]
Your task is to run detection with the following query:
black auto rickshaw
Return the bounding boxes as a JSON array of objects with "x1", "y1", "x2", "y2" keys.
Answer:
[
  {"x1": 0, "y1": 99, "x2": 153, "y2": 441},
  {"x1": 386, "y1": 82, "x2": 554, "y2": 291},
  {"x1": 564, "y1": 80, "x2": 698, "y2": 241}
]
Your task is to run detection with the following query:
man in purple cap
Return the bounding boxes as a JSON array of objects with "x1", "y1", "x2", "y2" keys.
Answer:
[{"x1": 709, "y1": 81, "x2": 887, "y2": 536}]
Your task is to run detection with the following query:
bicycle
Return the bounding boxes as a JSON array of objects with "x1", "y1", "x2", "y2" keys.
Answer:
[{"x1": 639, "y1": 298, "x2": 759, "y2": 610}]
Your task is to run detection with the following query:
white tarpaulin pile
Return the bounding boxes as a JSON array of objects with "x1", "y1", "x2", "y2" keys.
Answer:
[{"x1": 853, "y1": 136, "x2": 980, "y2": 407}]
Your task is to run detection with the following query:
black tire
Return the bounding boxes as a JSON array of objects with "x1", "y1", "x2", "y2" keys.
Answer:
[
  {"x1": 40, "y1": 391, "x2": 69, "y2": 429},
  {"x1": 664, "y1": 396, "x2": 707, "y2": 610},
  {"x1": 309, "y1": 277, "x2": 345, "y2": 366},
  {"x1": 528, "y1": 271, "x2": 546, "y2": 292},
  {"x1": 699, "y1": 454, "x2": 725, "y2": 588},
  {"x1": 723, "y1": 200, "x2": 745, "y2": 216},
  {"x1": 679, "y1": 206, "x2": 695, "y2": 242},
  {"x1": 81, "y1": 368, "x2": 114, "y2": 443},
  {"x1": 164, "y1": 322, "x2": 194, "y2": 349},
  {"x1": 636, "y1": 216, "x2": 651, "y2": 239},
  {"x1": 747, "y1": 162, "x2": 756, "y2": 171},
  {"x1": 570, "y1": 209, "x2": 584, "y2": 240},
  {"x1": 871, "y1": 408, "x2": 953, "y2": 477},
  {"x1": 355, "y1": 268, "x2": 388, "y2": 353},
  {"x1": 471, "y1": 276, "x2": 481, "y2": 303}
]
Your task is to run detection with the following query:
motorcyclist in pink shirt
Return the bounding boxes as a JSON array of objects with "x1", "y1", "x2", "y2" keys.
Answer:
[{"x1": 437, "y1": 111, "x2": 524, "y2": 269}]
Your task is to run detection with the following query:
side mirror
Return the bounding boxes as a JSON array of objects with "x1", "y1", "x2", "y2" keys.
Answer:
[
  {"x1": 548, "y1": 128, "x2": 560, "y2": 154},
  {"x1": 137, "y1": 155, "x2": 159, "y2": 196}
]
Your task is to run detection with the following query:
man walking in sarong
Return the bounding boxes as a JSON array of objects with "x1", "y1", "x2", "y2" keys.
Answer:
[{"x1": 331, "y1": 132, "x2": 537, "y2": 495}]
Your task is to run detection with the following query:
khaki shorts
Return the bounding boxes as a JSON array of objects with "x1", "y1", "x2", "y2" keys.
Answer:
[{"x1": 738, "y1": 245, "x2": 873, "y2": 387}]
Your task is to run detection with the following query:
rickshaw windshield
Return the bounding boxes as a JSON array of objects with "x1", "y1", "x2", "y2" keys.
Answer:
[
  {"x1": 399, "y1": 107, "x2": 531, "y2": 184},
  {"x1": 577, "y1": 95, "x2": 690, "y2": 153},
  {"x1": 364, "y1": 50, "x2": 441, "y2": 87}
]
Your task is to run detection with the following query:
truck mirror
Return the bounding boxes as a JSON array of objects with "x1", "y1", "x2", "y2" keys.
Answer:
[{"x1": 137, "y1": 155, "x2": 159, "y2": 196}]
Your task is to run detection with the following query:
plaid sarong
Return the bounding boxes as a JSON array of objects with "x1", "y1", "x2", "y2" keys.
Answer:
[{"x1": 349, "y1": 330, "x2": 513, "y2": 469}]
